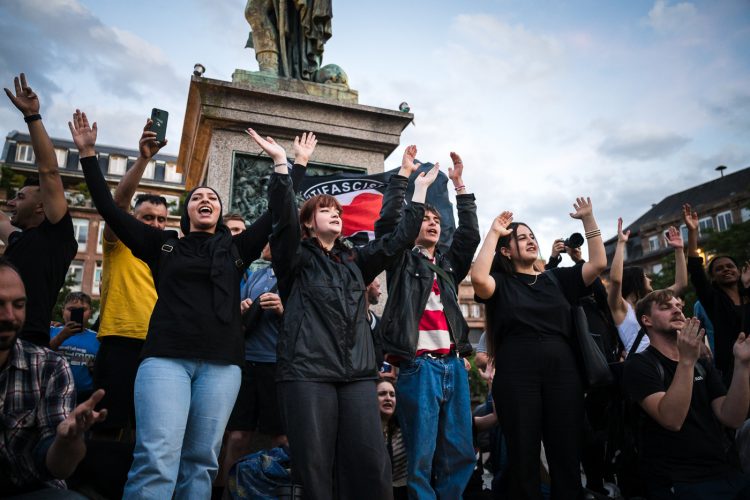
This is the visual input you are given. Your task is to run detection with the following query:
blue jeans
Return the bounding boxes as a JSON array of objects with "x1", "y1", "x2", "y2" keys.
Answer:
[
  {"x1": 122, "y1": 357, "x2": 241, "y2": 499},
  {"x1": 396, "y1": 355, "x2": 476, "y2": 499}
]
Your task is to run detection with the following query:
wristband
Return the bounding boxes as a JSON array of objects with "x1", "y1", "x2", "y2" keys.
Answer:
[
  {"x1": 585, "y1": 229, "x2": 601, "y2": 240},
  {"x1": 24, "y1": 114, "x2": 41, "y2": 123},
  {"x1": 274, "y1": 162, "x2": 288, "y2": 168},
  {"x1": 454, "y1": 184, "x2": 466, "y2": 191}
]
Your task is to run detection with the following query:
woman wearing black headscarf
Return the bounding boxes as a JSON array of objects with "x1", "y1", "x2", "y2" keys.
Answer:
[{"x1": 69, "y1": 110, "x2": 309, "y2": 498}]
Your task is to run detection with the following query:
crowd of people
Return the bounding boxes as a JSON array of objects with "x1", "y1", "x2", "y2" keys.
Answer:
[{"x1": 1, "y1": 71, "x2": 750, "y2": 500}]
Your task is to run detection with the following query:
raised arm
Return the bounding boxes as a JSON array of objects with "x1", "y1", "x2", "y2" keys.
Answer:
[
  {"x1": 4, "y1": 73, "x2": 67, "y2": 223},
  {"x1": 103, "y1": 119, "x2": 167, "y2": 242},
  {"x1": 69, "y1": 110, "x2": 164, "y2": 261},
  {"x1": 639, "y1": 318, "x2": 705, "y2": 431},
  {"x1": 682, "y1": 203, "x2": 714, "y2": 305},
  {"x1": 444, "y1": 152, "x2": 480, "y2": 282},
  {"x1": 570, "y1": 197, "x2": 606, "y2": 286},
  {"x1": 683, "y1": 203, "x2": 700, "y2": 258},
  {"x1": 712, "y1": 332, "x2": 750, "y2": 429},
  {"x1": 471, "y1": 212, "x2": 514, "y2": 299},
  {"x1": 664, "y1": 226, "x2": 688, "y2": 295},
  {"x1": 356, "y1": 165, "x2": 438, "y2": 284},
  {"x1": 374, "y1": 145, "x2": 419, "y2": 238},
  {"x1": 607, "y1": 217, "x2": 630, "y2": 326}
]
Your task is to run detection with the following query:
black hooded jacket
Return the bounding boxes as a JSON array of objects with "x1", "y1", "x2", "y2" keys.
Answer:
[
  {"x1": 268, "y1": 172, "x2": 425, "y2": 381},
  {"x1": 80, "y1": 156, "x2": 303, "y2": 365}
]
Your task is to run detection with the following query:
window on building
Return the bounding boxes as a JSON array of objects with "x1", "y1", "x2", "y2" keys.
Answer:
[
  {"x1": 648, "y1": 235, "x2": 660, "y2": 252},
  {"x1": 460, "y1": 304, "x2": 469, "y2": 317},
  {"x1": 96, "y1": 223, "x2": 105, "y2": 254},
  {"x1": 164, "y1": 162, "x2": 183, "y2": 183},
  {"x1": 54, "y1": 148, "x2": 68, "y2": 168},
  {"x1": 72, "y1": 218, "x2": 89, "y2": 247},
  {"x1": 679, "y1": 224, "x2": 688, "y2": 242},
  {"x1": 109, "y1": 155, "x2": 127, "y2": 175},
  {"x1": 162, "y1": 194, "x2": 180, "y2": 215},
  {"x1": 698, "y1": 217, "x2": 714, "y2": 235},
  {"x1": 143, "y1": 160, "x2": 156, "y2": 179},
  {"x1": 716, "y1": 211, "x2": 733, "y2": 232},
  {"x1": 742, "y1": 208, "x2": 750, "y2": 222},
  {"x1": 471, "y1": 304, "x2": 481, "y2": 318},
  {"x1": 16, "y1": 144, "x2": 35, "y2": 163},
  {"x1": 66, "y1": 261, "x2": 85, "y2": 292},
  {"x1": 652, "y1": 263, "x2": 663, "y2": 275},
  {"x1": 92, "y1": 261, "x2": 103, "y2": 295}
]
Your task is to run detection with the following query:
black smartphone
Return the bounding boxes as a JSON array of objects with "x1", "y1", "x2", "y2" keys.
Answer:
[
  {"x1": 70, "y1": 307, "x2": 85, "y2": 326},
  {"x1": 150, "y1": 108, "x2": 169, "y2": 144}
]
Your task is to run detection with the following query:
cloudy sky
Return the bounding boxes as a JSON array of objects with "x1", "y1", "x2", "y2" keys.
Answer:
[{"x1": 1, "y1": 0, "x2": 748, "y2": 258}]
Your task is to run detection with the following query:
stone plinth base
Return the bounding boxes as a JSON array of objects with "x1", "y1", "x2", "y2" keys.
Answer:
[
  {"x1": 232, "y1": 69, "x2": 358, "y2": 104},
  {"x1": 177, "y1": 75, "x2": 413, "y2": 207}
]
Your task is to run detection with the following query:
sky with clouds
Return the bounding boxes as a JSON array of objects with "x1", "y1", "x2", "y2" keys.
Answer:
[{"x1": 1, "y1": 0, "x2": 748, "y2": 258}]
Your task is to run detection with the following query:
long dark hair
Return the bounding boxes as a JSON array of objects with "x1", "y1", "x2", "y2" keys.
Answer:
[
  {"x1": 485, "y1": 222, "x2": 531, "y2": 362},
  {"x1": 622, "y1": 266, "x2": 648, "y2": 303}
]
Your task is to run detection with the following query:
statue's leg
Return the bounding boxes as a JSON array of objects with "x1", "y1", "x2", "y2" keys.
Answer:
[{"x1": 245, "y1": 0, "x2": 279, "y2": 74}]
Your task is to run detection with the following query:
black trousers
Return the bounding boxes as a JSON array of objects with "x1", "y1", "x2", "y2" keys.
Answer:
[
  {"x1": 492, "y1": 335, "x2": 584, "y2": 500},
  {"x1": 278, "y1": 380, "x2": 393, "y2": 500}
]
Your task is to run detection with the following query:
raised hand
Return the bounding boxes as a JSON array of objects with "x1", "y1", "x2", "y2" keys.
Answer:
[
  {"x1": 550, "y1": 239, "x2": 565, "y2": 258},
  {"x1": 617, "y1": 217, "x2": 630, "y2": 243},
  {"x1": 399, "y1": 145, "x2": 420, "y2": 176},
  {"x1": 734, "y1": 332, "x2": 750, "y2": 367},
  {"x1": 682, "y1": 203, "x2": 698, "y2": 232},
  {"x1": 68, "y1": 110, "x2": 98, "y2": 157},
  {"x1": 293, "y1": 132, "x2": 317, "y2": 164},
  {"x1": 664, "y1": 226, "x2": 684, "y2": 249},
  {"x1": 246, "y1": 128, "x2": 287, "y2": 165},
  {"x1": 414, "y1": 162, "x2": 440, "y2": 190},
  {"x1": 491, "y1": 211, "x2": 514, "y2": 238},
  {"x1": 569, "y1": 197, "x2": 593, "y2": 220},
  {"x1": 56, "y1": 389, "x2": 107, "y2": 441},
  {"x1": 4, "y1": 73, "x2": 40, "y2": 116},
  {"x1": 676, "y1": 317, "x2": 705, "y2": 365},
  {"x1": 448, "y1": 152, "x2": 464, "y2": 187},
  {"x1": 139, "y1": 119, "x2": 166, "y2": 159}
]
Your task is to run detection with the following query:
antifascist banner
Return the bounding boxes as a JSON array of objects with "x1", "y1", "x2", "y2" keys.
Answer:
[{"x1": 299, "y1": 162, "x2": 456, "y2": 251}]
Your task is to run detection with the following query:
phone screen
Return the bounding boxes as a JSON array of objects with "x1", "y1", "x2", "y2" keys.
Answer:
[{"x1": 70, "y1": 307, "x2": 85, "y2": 326}]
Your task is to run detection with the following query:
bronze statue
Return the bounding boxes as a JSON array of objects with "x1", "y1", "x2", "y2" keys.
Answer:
[{"x1": 245, "y1": 0, "x2": 333, "y2": 81}]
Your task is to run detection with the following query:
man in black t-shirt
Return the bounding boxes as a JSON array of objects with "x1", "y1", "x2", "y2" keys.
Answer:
[
  {"x1": 1, "y1": 73, "x2": 78, "y2": 347},
  {"x1": 623, "y1": 289, "x2": 750, "y2": 499}
]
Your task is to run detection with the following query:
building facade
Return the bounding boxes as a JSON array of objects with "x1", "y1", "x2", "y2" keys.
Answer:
[
  {"x1": 604, "y1": 167, "x2": 750, "y2": 274},
  {"x1": 1, "y1": 130, "x2": 186, "y2": 298}
]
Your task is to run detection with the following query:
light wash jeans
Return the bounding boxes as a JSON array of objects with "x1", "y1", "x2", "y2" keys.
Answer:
[
  {"x1": 122, "y1": 357, "x2": 241, "y2": 499},
  {"x1": 396, "y1": 354, "x2": 476, "y2": 500}
]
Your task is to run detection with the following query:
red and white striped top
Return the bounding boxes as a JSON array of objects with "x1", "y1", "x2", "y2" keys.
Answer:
[{"x1": 415, "y1": 264, "x2": 454, "y2": 356}]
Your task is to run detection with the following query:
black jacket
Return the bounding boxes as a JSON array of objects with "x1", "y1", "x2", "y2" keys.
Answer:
[
  {"x1": 375, "y1": 175, "x2": 480, "y2": 359},
  {"x1": 268, "y1": 173, "x2": 424, "y2": 382}
]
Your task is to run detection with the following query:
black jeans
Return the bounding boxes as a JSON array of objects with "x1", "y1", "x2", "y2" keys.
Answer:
[
  {"x1": 492, "y1": 335, "x2": 584, "y2": 500},
  {"x1": 278, "y1": 380, "x2": 393, "y2": 500},
  {"x1": 93, "y1": 336, "x2": 144, "y2": 430}
]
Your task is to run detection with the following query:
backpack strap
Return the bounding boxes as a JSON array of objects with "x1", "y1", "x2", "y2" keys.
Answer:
[
  {"x1": 230, "y1": 242, "x2": 244, "y2": 271},
  {"x1": 423, "y1": 259, "x2": 455, "y2": 290},
  {"x1": 159, "y1": 237, "x2": 244, "y2": 271},
  {"x1": 627, "y1": 328, "x2": 648, "y2": 359}
]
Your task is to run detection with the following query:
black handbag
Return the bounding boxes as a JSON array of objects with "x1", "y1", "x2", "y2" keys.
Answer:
[{"x1": 545, "y1": 271, "x2": 614, "y2": 388}]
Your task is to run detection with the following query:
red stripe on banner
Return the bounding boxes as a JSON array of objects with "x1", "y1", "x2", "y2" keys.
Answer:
[
  {"x1": 341, "y1": 193, "x2": 383, "y2": 237},
  {"x1": 418, "y1": 310, "x2": 449, "y2": 332}
]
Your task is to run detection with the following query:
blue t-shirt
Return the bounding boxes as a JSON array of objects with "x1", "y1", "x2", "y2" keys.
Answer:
[
  {"x1": 241, "y1": 263, "x2": 281, "y2": 363},
  {"x1": 49, "y1": 327, "x2": 99, "y2": 391}
]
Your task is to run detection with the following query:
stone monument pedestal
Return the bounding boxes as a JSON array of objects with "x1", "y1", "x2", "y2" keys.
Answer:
[{"x1": 177, "y1": 74, "x2": 413, "y2": 207}]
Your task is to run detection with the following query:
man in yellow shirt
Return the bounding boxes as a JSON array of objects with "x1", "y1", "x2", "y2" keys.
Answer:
[{"x1": 93, "y1": 120, "x2": 169, "y2": 440}]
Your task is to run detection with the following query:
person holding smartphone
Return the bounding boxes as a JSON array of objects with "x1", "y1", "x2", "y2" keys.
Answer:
[
  {"x1": 68, "y1": 110, "x2": 310, "y2": 499},
  {"x1": 50, "y1": 291, "x2": 100, "y2": 403}
]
